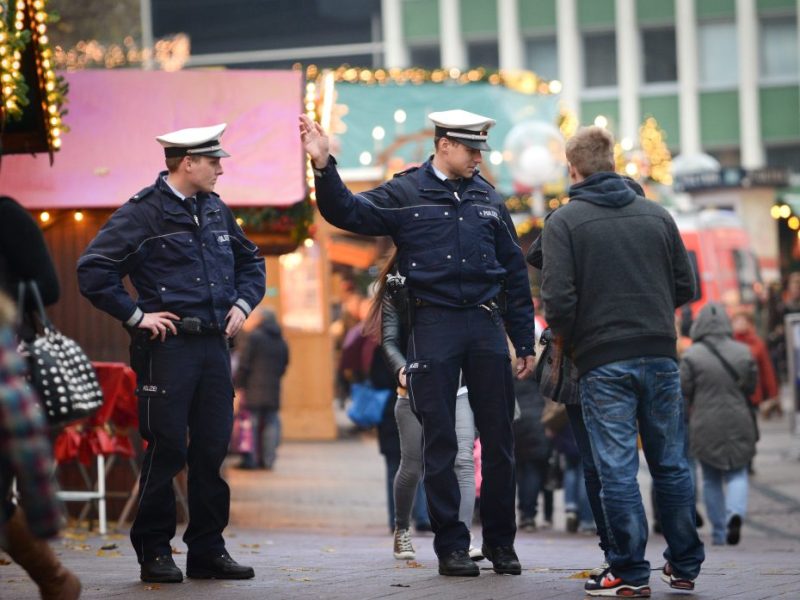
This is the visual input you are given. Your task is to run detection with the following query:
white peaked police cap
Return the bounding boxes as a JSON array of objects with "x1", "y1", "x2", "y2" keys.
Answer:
[
  {"x1": 156, "y1": 123, "x2": 231, "y2": 158},
  {"x1": 428, "y1": 109, "x2": 496, "y2": 151}
]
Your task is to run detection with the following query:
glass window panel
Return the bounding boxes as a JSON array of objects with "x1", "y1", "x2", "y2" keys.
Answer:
[
  {"x1": 760, "y1": 19, "x2": 799, "y2": 79},
  {"x1": 524, "y1": 37, "x2": 559, "y2": 80},
  {"x1": 409, "y1": 45, "x2": 441, "y2": 69},
  {"x1": 467, "y1": 41, "x2": 500, "y2": 69},
  {"x1": 698, "y1": 22, "x2": 738, "y2": 86},
  {"x1": 766, "y1": 145, "x2": 800, "y2": 171},
  {"x1": 643, "y1": 27, "x2": 677, "y2": 83},
  {"x1": 583, "y1": 32, "x2": 617, "y2": 87}
]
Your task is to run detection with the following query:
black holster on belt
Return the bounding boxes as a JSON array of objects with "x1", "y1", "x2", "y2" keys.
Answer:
[{"x1": 126, "y1": 326, "x2": 152, "y2": 375}]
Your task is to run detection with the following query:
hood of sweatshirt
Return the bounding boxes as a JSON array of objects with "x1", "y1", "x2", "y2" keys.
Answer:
[
  {"x1": 569, "y1": 171, "x2": 638, "y2": 208},
  {"x1": 690, "y1": 302, "x2": 733, "y2": 341}
]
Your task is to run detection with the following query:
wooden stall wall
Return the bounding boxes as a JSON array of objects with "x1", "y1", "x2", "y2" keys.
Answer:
[{"x1": 41, "y1": 210, "x2": 131, "y2": 362}]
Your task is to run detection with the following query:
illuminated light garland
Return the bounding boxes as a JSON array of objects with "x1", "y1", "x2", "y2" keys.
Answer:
[
  {"x1": 1, "y1": 0, "x2": 68, "y2": 152},
  {"x1": 24, "y1": 0, "x2": 66, "y2": 151},
  {"x1": 299, "y1": 64, "x2": 557, "y2": 95},
  {"x1": 0, "y1": 0, "x2": 29, "y2": 121},
  {"x1": 51, "y1": 34, "x2": 191, "y2": 71}
]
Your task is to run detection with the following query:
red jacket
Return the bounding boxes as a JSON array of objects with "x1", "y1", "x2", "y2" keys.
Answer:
[{"x1": 734, "y1": 330, "x2": 779, "y2": 406}]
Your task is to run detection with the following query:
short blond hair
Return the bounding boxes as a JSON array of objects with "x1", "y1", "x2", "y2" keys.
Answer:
[
  {"x1": 165, "y1": 155, "x2": 201, "y2": 173},
  {"x1": 565, "y1": 126, "x2": 615, "y2": 178}
]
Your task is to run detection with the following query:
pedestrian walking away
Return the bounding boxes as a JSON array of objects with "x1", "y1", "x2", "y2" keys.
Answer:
[
  {"x1": 300, "y1": 109, "x2": 535, "y2": 578},
  {"x1": 681, "y1": 303, "x2": 758, "y2": 546},
  {"x1": 77, "y1": 123, "x2": 266, "y2": 584},
  {"x1": 541, "y1": 126, "x2": 705, "y2": 597},
  {"x1": 234, "y1": 308, "x2": 290, "y2": 470}
]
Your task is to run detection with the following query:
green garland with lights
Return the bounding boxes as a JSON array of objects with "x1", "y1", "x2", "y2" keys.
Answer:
[
  {"x1": 0, "y1": 0, "x2": 68, "y2": 149},
  {"x1": 0, "y1": 0, "x2": 30, "y2": 120},
  {"x1": 233, "y1": 199, "x2": 315, "y2": 245}
]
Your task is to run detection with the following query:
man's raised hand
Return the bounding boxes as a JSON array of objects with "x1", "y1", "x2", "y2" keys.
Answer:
[{"x1": 298, "y1": 114, "x2": 330, "y2": 169}]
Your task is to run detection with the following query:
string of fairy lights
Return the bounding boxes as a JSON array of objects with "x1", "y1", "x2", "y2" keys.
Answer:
[
  {"x1": 0, "y1": 0, "x2": 66, "y2": 151},
  {"x1": 0, "y1": 0, "x2": 28, "y2": 120}
]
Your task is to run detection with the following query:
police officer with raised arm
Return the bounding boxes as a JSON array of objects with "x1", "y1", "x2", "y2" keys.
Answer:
[
  {"x1": 77, "y1": 124, "x2": 265, "y2": 584},
  {"x1": 300, "y1": 110, "x2": 535, "y2": 577}
]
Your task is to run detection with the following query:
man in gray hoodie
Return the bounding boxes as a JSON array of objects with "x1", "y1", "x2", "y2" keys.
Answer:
[{"x1": 541, "y1": 126, "x2": 704, "y2": 597}]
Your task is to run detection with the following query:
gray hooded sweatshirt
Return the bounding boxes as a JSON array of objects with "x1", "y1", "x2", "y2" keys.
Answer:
[{"x1": 680, "y1": 303, "x2": 758, "y2": 471}]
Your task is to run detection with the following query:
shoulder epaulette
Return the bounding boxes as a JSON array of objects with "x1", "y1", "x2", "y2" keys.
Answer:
[
  {"x1": 475, "y1": 173, "x2": 495, "y2": 189},
  {"x1": 129, "y1": 186, "x2": 155, "y2": 203},
  {"x1": 393, "y1": 166, "x2": 419, "y2": 178}
]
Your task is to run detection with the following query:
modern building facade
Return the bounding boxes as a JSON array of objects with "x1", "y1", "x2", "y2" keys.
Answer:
[{"x1": 156, "y1": 0, "x2": 800, "y2": 173}]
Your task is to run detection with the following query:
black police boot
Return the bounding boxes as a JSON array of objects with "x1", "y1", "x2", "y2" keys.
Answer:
[
  {"x1": 481, "y1": 544, "x2": 522, "y2": 575},
  {"x1": 140, "y1": 554, "x2": 183, "y2": 583},
  {"x1": 186, "y1": 551, "x2": 255, "y2": 580},
  {"x1": 438, "y1": 549, "x2": 480, "y2": 577}
]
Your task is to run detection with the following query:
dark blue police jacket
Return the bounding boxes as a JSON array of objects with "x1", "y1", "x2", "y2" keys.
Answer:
[
  {"x1": 315, "y1": 157, "x2": 534, "y2": 357},
  {"x1": 77, "y1": 172, "x2": 266, "y2": 330}
]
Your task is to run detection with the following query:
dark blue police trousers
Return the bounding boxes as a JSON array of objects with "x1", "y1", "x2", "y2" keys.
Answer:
[
  {"x1": 129, "y1": 333, "x2": 233, "y2": 564},
  {"x1": 406, "y1": 305, "x2": 516, "y2": 557}
]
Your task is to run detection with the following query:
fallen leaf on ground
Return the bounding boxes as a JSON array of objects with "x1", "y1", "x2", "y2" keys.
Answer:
[
  {"x1": 322, "y1": 547, "x2": 336, "y2": 553},
  {"x1": 403, "y1": 561, "x2": 423, "y2": 568},
  {"x1": 0, "y1": 558, "x2": 11, "y2": 565},
  {"x1": 240, "y1": 543, "x2": 260, "y2": 548},
  {"x1": 96, "y1": 550, "x2": 122, "y2": 558},
  {"x1": 100, "y1": 543, "x2": 118, "y2": 550},
  {"x1": 390, "y1": 583, "x2": 411, "y2": 588},
  {"x1": 63, "y1": 532, "x2": 87, "y2": 541},
  {"x1": 570, "y1": 570, "x2": 592, "y2": 579},
  {"x1": 170, "y1": 546, "x2": 182, "y2": 554},
  {"x1": 143, "y1": 584, "x2": 161, "y2": 590},
  {"x1": 288, "y1": 577, "x2": 312, "y2": 582}
]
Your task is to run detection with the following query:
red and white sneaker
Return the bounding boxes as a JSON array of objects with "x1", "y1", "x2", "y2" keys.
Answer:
[
  {"x1": 660, "y1": 562, "x2": 695, "y2": 591},
  {"x1": 584, "y1": 568, "x2": 651, "y2": 597}
]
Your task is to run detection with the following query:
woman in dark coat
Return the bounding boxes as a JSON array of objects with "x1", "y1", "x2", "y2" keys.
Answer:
[
  {"x1": 681, "y1": 303, "x2": 757, "y2": 545},
  {"x1": 234, "y1": 309, "x2": 289, "y2": 469}
]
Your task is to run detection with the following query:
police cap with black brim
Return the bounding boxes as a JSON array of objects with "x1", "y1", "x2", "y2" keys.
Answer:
[
  {"x1": 428, "y1": 109, "x2": 496, "y2": 151},
  {"x1": 156, "y1": 123, "x2": 231, "y2": 158}
]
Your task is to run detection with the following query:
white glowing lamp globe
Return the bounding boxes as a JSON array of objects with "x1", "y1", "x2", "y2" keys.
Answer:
[{"x1": 504, "y1": 121, "x2": 566, "y2": 187}]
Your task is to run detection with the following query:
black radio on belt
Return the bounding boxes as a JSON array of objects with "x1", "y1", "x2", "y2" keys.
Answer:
[{"x1": 180, "y1": 316, "x2": 203, "y2": 334}]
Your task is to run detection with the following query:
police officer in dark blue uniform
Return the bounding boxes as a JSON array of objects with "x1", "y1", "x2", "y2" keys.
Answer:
[
  {"x1": 77, "y1": 123, "x2": 265, "y2": 584},
  {"x1": 300, "y1": 110, "x2": 535, "y2": 577}
]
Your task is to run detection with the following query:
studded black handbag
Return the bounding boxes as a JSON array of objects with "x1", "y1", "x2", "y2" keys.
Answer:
[{"x1": 17, "y1": 281, "x2": 103, "y2": 426}]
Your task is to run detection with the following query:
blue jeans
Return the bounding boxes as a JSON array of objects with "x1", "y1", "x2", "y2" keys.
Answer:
[
  {"x1": 516, "y1": 459, "x2": 547, "y2": 520},
  {"x1": 700, "y1": 462, "x2": 748, "y2": 544},
  {"x1": 566, "y1": 404, "x2": 609, "y2": 552},
  {"x1": 563, "y1": 454, "x2": 593, "y2": 526},
  {"x1": 580, "y1": 356, "x2": 705, "y2": 585}
]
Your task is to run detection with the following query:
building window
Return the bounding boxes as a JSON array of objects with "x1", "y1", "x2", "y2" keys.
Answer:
[
  {"x1": 767, "y1": 145, "x2": 800, "y2": 172},
  {"x1": 467, "y1": 40, "x2": 499, "y2": 69},
  {"x1": 524, "y1": 37, "x2": 558, "y2": 80},
  {"x1": 642, "y1": 27, "x2": 677, "y2": 83},
  {"x1": 583, "y1": 32, "x2": 617, "y2": 88},
  {"x1": 760, "y1": 18, "x2": 799, "y2": 81},
  {"x1": 409, "y1": 45, "x2": 440, "y2": 69},
  {"x1": 698, "y1": 22, "x2": 738, "y2": 87}
]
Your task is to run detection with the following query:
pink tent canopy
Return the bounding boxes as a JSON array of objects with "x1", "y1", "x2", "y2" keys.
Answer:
[{"x1": 1, "y1": 69, "x2": 306, "y2": 208}]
